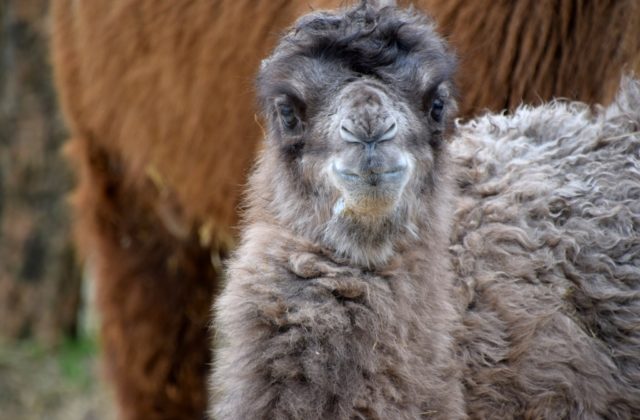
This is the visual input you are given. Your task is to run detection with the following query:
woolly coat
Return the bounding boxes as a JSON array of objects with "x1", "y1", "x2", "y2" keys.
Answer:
[
  {"x1": 451, "y1": 78, "x2": 640, "y2": 418},
  {"x1": 211, "y1": 79, "x2": 640, "y2": 419}
]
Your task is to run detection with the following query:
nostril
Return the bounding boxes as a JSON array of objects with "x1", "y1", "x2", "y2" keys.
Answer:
[
  {"x1": 340, "y1": 123, "x2": 363, "y2": 144},
  {"x1": 378, "y1": 121, "x2": 397, "y2": 142}
]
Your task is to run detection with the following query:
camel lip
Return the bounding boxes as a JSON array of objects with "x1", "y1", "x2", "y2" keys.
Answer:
[{"x1": 332, "y1": 163, "x2": 408, "y2": 185}]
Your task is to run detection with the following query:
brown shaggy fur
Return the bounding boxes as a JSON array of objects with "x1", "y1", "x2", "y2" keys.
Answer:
[
  {"x1": 211, "y1": 2, "x2": 640, "y2": 419},
  {"x1": 49, "y1": 0, "x2": 640, "y2": 418},
  {"x1": 420, "y1": 0, "x2": 640, "y2": 116},
  {"x1": 66, "y1": 138, "x2": 224, "y2": 419}
]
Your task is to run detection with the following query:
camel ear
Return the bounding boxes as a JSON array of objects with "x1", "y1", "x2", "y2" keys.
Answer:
[{"x1": 364, "y1": 0, "x2": 397, "y2": 10}]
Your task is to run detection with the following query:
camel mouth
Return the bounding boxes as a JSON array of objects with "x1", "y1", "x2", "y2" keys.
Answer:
[
  {"x1": 329, "y1": 158, "x2": 411, "y2": 216},
  {"x1": 332, "y1": 162, "x2": 409, "y2": 186}
]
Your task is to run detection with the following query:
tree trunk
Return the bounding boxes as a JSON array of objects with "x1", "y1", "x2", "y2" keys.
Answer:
[{"x1": 0, "y1": 0, "x2": 81, "y2": 346}]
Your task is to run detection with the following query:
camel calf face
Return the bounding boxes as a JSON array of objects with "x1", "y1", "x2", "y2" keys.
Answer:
[{"x1": 256, "y1": 3, "x2": 457, "y2": 266}]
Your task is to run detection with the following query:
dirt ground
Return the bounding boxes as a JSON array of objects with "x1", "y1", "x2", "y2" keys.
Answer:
[{"x1": 0, "y1": 337, "x2": 115, "y2": 420}]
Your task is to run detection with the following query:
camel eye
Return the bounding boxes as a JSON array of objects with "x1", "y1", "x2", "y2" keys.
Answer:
[
  {"x1": 278, "y1": 103, "x2": 298, "y2": 130},
  {"x1": 430, "y1": 97, "x2": 445, "y2": 122}
]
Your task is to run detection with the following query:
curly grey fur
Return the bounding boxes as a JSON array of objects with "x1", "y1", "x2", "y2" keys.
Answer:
[
  {"x1": 209, "y1": 1, "x2": 640, "y2": 417},
  {"x1": 211, "y1": 3, "x2": 464, "y2": 419},
  {"x1": 451, "y1": 77, "x2": 640, "y2": 418}
]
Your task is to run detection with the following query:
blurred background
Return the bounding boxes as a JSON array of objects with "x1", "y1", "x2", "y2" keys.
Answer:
[
  {"x1": 0, "y1": 0, "x2": 113, "y2": 418},
  {"x1": 1, "y1": 0, "x2": 639, "y2": 419}
]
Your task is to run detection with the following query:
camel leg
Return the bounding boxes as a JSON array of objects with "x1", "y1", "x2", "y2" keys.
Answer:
[{"x1": 70, "y1": 139, "x2": 224, "y2": 420}]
